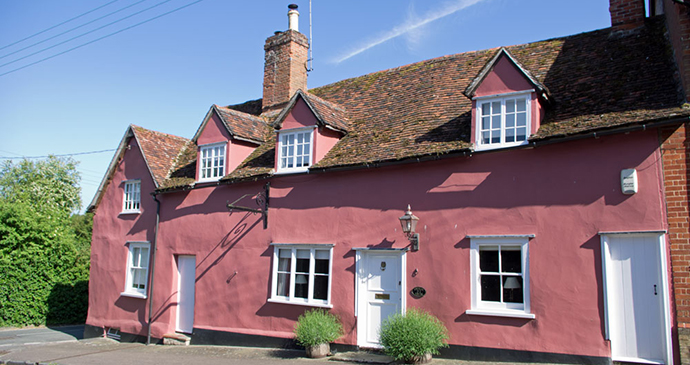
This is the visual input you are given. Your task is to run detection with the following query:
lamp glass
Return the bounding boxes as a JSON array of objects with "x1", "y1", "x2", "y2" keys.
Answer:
[{"x1": 399, "y1": 204, "x2": 419, "y2": 234}]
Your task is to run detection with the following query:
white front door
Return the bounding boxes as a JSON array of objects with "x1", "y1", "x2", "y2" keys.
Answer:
[
  {"x1": 356, "y1": 250, "x2": 406, "y2": 348},
  {"x1": 602, "y1": 233, "x2": 671, "y2": 365},
  {"x1": 176, "y1": 255, "x2": 196, "y2": 334}
]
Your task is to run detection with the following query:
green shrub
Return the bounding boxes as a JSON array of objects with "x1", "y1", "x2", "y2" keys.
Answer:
[
  {"x1": 294, "y1": 309, "x2": 344, "y2": 347},
  {"x1": 379, "y1": 308, "x2": 449, "y2": 361}
]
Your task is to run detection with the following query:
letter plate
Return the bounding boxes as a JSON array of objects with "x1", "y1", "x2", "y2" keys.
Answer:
[{"x1": 375, "y1": 293, "x2": 390, "y2": 300}]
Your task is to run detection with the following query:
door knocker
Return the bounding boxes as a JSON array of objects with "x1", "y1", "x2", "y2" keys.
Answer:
[{"x1": 380, "y1": 261, "x2": 386, "y2": 271}]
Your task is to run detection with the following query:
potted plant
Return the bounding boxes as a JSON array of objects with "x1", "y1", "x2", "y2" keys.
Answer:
[
  {"x1": 293, "y1": 308, "x2": 344, "y2": 358},
  {"x1": 379, "y1": 308, "x2": 449, "y2": 364}
]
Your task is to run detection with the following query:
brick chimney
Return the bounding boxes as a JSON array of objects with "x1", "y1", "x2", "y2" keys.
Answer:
[
  {"x1": 609, "y1": 0, "x2": 646, "y2": 27},
  {"x1": 262, "y1": 4, "x2": 309, "y2": 113}
]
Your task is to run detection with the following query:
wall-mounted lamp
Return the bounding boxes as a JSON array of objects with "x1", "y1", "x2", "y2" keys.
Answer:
[{"x1": 399, "y1": 205, "x2": 420, "y2": 251}]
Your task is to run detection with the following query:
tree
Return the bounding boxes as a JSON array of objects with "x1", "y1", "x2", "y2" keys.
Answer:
[{"x1": 0, "y1": 156, "x2": 90, "y2": 326}]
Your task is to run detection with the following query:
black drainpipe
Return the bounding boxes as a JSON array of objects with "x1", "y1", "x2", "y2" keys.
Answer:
[{"x1": 147, "y1": 193, "x2": 161, "y2": 345}]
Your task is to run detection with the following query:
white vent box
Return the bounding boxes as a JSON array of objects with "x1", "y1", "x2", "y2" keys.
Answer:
[{"x1": 621, "y1": 168, "x2": 638, "y2": 195}]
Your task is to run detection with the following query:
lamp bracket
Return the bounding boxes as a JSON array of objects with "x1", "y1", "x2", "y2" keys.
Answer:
[
  {"x1": 409, "y1": 233, "x2": 420, "y2": 252},
  {"x1": 227, "y1": 182, "x2": 270, "y2": 229}
]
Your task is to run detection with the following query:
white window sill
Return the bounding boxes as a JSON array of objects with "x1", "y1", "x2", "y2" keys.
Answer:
[
  {"x1": 196, "y1": 178, "x2": 222, "y2": 183},
  {"x1": 268, "y1": 297, "x2": 332, "y2": 308},
  {"x1": 474, "y1": 141, "x2": 529, "y2": 152},
  {"x1": 465, "y1": 309, "x2": 535, "y2": 319},
  {"x1": 120, "y1": 291, "x2": 147, "y2": 299},
  {"x1": 274, "y1": 169, "x2": 309, "y2": 175},
  {"x1": 119, "y1": 211, "x2": 141, "y2": 216}
]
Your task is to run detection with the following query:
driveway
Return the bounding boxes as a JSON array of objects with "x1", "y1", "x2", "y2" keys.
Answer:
[{"x1": 0, "y1": 325, "x2": 83, "y2": 349}]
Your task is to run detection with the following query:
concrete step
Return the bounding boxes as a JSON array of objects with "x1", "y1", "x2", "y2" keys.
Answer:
[
  {"x1": 329, "y1": 351, "x2": 393, "y2": 364},
  {"x1": 162, "y1": 333, "x2": 191, "y2": 346}
]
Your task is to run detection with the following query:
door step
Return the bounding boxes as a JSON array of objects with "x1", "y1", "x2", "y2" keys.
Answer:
[{"x1": 162, "y1": 333, "x2": 191, "y2": 346}]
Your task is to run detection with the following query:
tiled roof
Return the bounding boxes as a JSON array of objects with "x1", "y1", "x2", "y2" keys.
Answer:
[
  {"x1": 214, "y1": 105, "x2": 268, "y2": 143},
  {"x1": 131, "y1": 125, "x2": 190, "y2": 187},
  {"x1": 156, "y1": 17, "x2": 690, "y2": 190}
]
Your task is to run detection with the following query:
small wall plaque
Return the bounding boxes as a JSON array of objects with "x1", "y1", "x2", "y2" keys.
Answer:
[{"x1": 410, "y1": 287, "x2": 426, "y2": 299}]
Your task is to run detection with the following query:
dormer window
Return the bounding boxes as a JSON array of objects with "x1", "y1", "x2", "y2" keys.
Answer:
[
  {"x1": 199, "y1": 143, "x2": 226, "y2": 181},
  {"x1": 475, "y1": 92, "x2": 531, "y2": 150},
  {"x1": 277, "y1": 128, "x2": 314, "y2": 173}
]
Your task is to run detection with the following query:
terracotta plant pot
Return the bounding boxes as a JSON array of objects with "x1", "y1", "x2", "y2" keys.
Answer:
[
  {"x1": 405, "y1": 353, "x2": 432, "y2": 364},
  {"x1": 305, "y1": 343, "x2": 330, "y2": 358}
]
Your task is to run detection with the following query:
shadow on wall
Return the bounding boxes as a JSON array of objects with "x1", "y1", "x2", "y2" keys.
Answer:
[{"x1": 46, "y1": 280, "x2": 89, "y2": 325}]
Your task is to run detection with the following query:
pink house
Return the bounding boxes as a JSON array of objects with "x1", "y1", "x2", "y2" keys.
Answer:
[{"x1": 86, "y1": 1, "x2": 690, "y2": 363}]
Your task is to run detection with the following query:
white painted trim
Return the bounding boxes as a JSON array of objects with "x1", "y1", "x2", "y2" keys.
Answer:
[
  {"x1": 466, "y1": 234, "x2": 535, "y2": 239},
  {"x1": 355, "y1": 250, "x2": 406, "y2": 348},
  {"x1": 276, "y1": 127, "x2": 316, "y2": 174},
  {"x1": 197, "y1": 142, "x2": 227, "y2": 182},
  {"x1": 268, "y1": 244, "x2": 333, "y2": 307},
  {"x1": 465, "y1": 309, "x2": 535, "y2": 319},
  {"x1": 119, "y1": 292, "x2": 147, "y2": 299},
  {"x1": 601, "y1": 232, "x2": 672, "y2": 365},
  {"x1": 469, "y1": 237, "x2": 532, "y2": 316},
  {"x1": 474, "y1": 92, "x2": 533, "y2": 151},
  {"x1": 123, "y1": 242, "x2": 151, "y2": 298},
  {"x1": 612, "y1": 356, "x2": 664, "y2": 365},
  {"x1": 472, "y1": 89, "x2": 535, "y2": 100}
]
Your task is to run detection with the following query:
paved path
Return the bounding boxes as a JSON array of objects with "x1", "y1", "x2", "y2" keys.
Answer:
[{"x1": 0, "y1": 326, "x2": 563, "y2": 365}]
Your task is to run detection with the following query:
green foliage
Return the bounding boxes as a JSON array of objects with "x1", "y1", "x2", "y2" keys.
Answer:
[
  {"x1": 379, "y1": 308, "x2": 449, "y2": 361},
  {"x1": 293, "y1": 309, "x2": 344, "y2": 347},
  {"x1": 0, "y1": 157, "x2": 91, "y2": 327}
]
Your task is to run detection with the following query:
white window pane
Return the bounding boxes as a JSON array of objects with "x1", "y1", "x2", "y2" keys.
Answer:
[
  {"x1": 492, "y1": 115, "x2": 501, "y2": 129},
  {"x1": 482, "y1": 116, "x2": 490, "y2": 130},
  {"x1": 491, "y1": 131, "x2": 500, "y2": 144},
  {"x1": 505, "y1": 129, "x2": 515, "y2": 143},
  {"x1": 506, "y1": 99, "x2": 515, "y2": 113},
  {"x1": 492, "y1": 101, "x2": 500, "y2": 113},
  {"x1": 296, "y1": 249, "x2": 310, "y2": 259},
  {"x1": 506, "y1": 114, "x2": 515, "y2": 128},
  {"x1": 140, "y1": 248, "x2": 149, "y2": 268},
  {"x1": 279, "y1": 248, "x2": 292, "y2": 258},
  {"x1": 481, "y1": 103, "x2": 490, "y2": 115},
  {"x1": 304, "y1": 133, "x2": 310, "y2": 143},
  {"x1": 297, "y1": 145, "x2": 303, "y2": 155},
  {"x1": 517, "y1": 113, "x2": 526, "y2": 127},
  {"x1": 482, "y1": 131, "x2": 490, "y2": 144},
  {"x1": 277, "y1": 273, "x2": 290, "y2": 296},
  {"x1": 517, "y1": 99, "x2": 527, "y2": 112},
  {"x1": 315, "y1": 250, "x2": 330, "y2": 260},
  {"x1": 297, "y1": 133, "x2": 303, "y2": 143}
]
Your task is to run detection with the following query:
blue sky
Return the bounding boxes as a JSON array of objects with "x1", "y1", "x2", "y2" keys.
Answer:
[{"x1": 0, "y1": 0, "x2": 612, "y2": 212}]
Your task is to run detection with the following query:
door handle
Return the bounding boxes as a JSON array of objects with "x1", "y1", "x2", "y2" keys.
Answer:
[{"x1": 654, "y1": 284, "x2": 657, "y2": 295}]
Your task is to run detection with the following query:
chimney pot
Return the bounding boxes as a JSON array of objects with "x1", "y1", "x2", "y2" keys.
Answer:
[{"x1": 288, "y1": 4, "x2": 299, "y2": 32}]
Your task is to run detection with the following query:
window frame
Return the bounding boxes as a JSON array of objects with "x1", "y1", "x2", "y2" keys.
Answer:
[
  {"x1": 474, "y1": 91, "x2": 532, "y2": 151},
  {"x1": 198, "y1": 142, "x2": 227, "y2": 182},
  {"x1": 467, "y1": 236, "x2": 534, "y2": 319},
  {"x1": 121, "y1": 179, "x2": 141, "y2": 214},
  {"x1": 268, "y1": 243, "x2": 334, "y2": 308},
  {"x1": 121, "y1": 242, "x2": 151, "y2": 299},
  {"x1": 276, "y1": 127, "x2": 315, "y2": 174}
]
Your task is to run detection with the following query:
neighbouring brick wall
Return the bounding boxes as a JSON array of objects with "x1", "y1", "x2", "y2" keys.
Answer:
[
  {"x1": 609, "y1": 0, "x2": 646, "y2": 26},
  {"x1": 263, "y1": 30, "x2": 309, "y2": 112},
  {"x1": 665, "y1": 0, "x2": 690, "y2": 102},
  {"x1": 661, "y1": 123, "x2": 690, "y2": 365}
]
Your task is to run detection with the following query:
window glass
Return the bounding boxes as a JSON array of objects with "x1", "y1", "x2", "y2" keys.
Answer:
[
  {"x1": 271, "y1": 245, "x2": 331, "y2": 305},
  {"x1": 123, "y1": 180, "x2": 141, "y2": 212},
  {"x1": 477, "y1": 94, "x2": 530, "y2": 149},
  {"x1": 125, "y1": 243, "x2": 150, "y2": 296},
  {"x1": 278, "y1": 130, "x2": 312, "y2": 172},
  {"x1": 199, "y1": 144, "x2": 226, "y2": 181}
]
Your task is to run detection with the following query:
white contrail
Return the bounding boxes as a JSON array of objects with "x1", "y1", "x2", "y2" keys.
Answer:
[{"x1": 332, "y1": 0, "x2": 487, "y2": 64}]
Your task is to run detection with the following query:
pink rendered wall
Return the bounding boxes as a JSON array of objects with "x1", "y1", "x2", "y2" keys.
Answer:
[
  {"x1": 281, "y1": 98, "x2": 318, "y2": 130},
  {"x1": 195, "y1": 112, "x2": 232, "y2": 180},
  {"x1": 87, "y1": 136, "x2": 157, "y2": 336},
  {"x1": 229, "y1": 139, "x2": 258, "y2": 172},
  {"x1": 136, "y1": 129, "x2": 667, "y2": 357},
  {"x1": 470, "y1": 56, "x2": 544, "y2": 144},
  {"x1": 314, "y1": 127, "x2": 341, "y2": 163},
  {"x1": 474, "y1": 56, "x2": 533, "y2": 97}
]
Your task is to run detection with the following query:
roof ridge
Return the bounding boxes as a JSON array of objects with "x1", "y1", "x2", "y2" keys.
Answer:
[
  {"x1": 214, "y1": 104, "x2": 268, "y2": 123},
  {"x1": 131, "y1": 124, "x2": 190, "y2": 142}
]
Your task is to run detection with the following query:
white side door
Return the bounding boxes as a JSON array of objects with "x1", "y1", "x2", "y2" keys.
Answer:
[
  {"x1": 602, "y1": 233, "x2": 671, "y2": 365},
  {"x1": 176, "y1": 255, "x2": 196, "y2": 334},
  {"x1": 355, "y1": 250, "x2": 406, "y2": 348}
]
